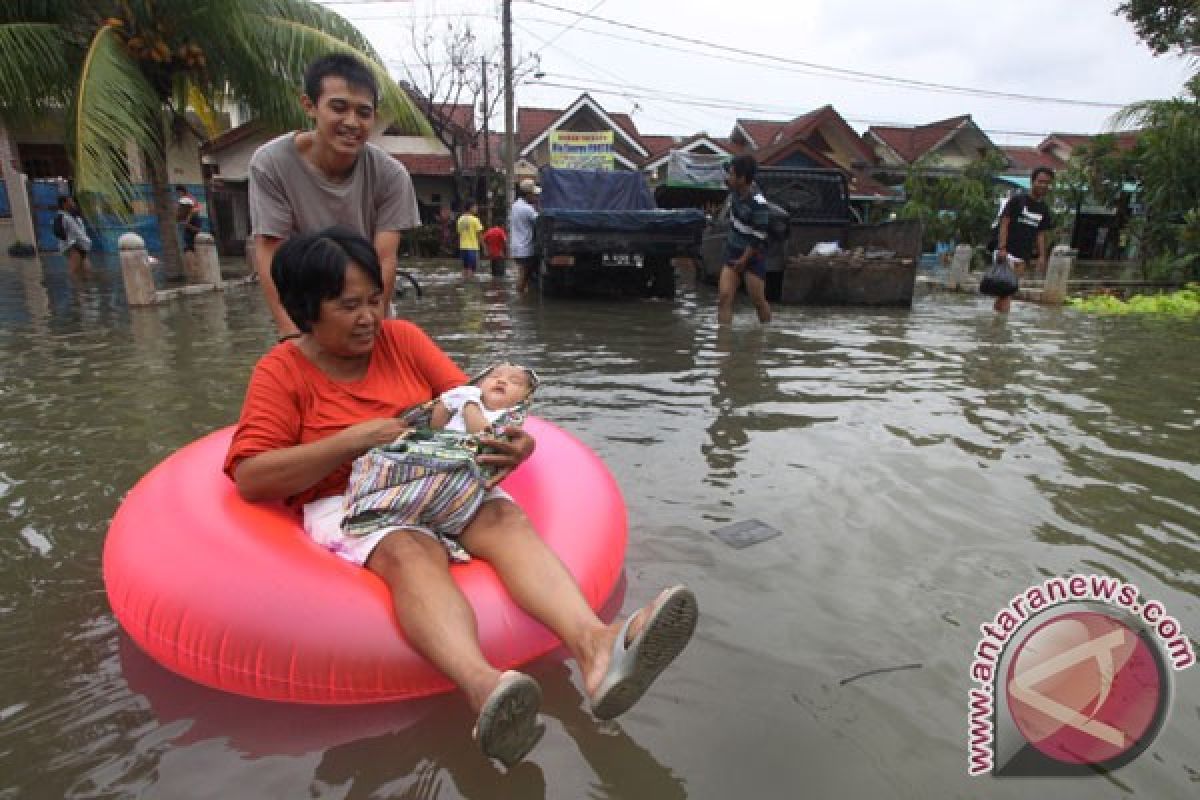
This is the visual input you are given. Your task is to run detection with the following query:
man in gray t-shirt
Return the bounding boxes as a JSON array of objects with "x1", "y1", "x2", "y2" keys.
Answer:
[{"x1": 248, "y1": 54, "x2": 420, "y2": 336}]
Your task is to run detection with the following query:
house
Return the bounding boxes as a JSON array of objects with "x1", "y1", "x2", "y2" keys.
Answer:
[
  {"x1": 1, "y1": 113, "x2": 208, "y2": 254},
  {"x1": 727, "y1": 106, "x2": 896, "y2": 216},
  {"x1": 864, "y1": 114, "x2": 1003, "y2": 181},
  {"x1": 517, "y1": 94, "x2": 650, "y2": 173}
]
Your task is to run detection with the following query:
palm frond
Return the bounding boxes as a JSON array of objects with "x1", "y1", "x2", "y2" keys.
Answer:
[
  {"x1": 258, "y1": 0, "x2": 383, "y2": 61},
  {"x1": 71, "y1": 24, "x2": 163, "y2": 217},
  {"x1": 234, "y1": 5, "x2": 431, "y2": 136},
  {"x1": 0, "y1": 22, "x2": 73, "y2": 121},
  {"x1": 0, "y1": 1, "x2": 81, "y2": 25}
]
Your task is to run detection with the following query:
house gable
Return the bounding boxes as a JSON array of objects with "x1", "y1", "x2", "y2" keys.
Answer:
[
  {"x1": 519, "y1": 93, "x2": 648, "y2": 169},
  {"x1": 642, "y1": 134, "x2": 730, "y2": 172},
  {"x1": 755, "y1": 106, "x2": 877, "y2": 171},
  {"x1": 865, "y1": 115, "x2": 998, "y2": 167}
]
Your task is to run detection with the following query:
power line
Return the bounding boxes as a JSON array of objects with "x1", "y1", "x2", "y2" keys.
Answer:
[
  {"x1": 513, "y1": 21, "x2": 714, "y2": 131},
  {"x1": 520, "y1": 0, "x2": 1127, "y2": 110}
]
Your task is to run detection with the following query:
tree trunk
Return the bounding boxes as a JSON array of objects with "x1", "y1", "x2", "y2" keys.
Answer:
[{"x1": 148, "y1": 155, "x2": 184, "y2": 280}]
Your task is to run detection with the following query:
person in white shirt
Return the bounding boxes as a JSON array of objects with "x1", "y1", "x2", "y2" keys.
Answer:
[
  {"x1": 509, "y1": 179, "x2": 540, "y2": 293},
  {"x1": 56, "y1": 196, "x2": 92, "y2": 273}
]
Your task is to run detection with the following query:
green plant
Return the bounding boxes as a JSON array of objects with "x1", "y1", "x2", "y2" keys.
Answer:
[
  {"x1": 1068, "y1": 283, "x2": 1200, "y2": 315},
  {"x1": 899, "y1": 152, "x2": 1007, "y2": 251}
]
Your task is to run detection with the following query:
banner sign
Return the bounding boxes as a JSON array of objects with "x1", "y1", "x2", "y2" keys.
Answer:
[
  {"x1": 665, "y1": 150, "x2": 728, "y2": 189},
  {"x1": 549, "y1": 131, "x2": 615, "y2": 170}
]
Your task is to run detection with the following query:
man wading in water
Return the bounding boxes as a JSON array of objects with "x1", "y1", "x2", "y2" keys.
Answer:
[
  {"x1": 992, "y1": 166, "x2": 1055, "y2": 313},
  {"x1": 717, "y1": 155, "x2": 771, "y2": 324}
]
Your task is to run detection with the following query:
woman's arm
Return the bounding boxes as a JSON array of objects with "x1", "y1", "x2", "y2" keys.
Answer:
[{"x1": 232, "y1": 417, "x2": 408, "y2": 501}]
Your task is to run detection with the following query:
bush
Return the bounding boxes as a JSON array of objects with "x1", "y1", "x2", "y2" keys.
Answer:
[{"x1": 1068, "y1": 283, "x2": 1200, "y2": 315}]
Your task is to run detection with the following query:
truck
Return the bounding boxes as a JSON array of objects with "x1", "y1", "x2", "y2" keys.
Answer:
[
  {"x1": 698, "y1": 165, "x2": 923, "y2": 307},
  {"x1": 535, "y1": 166, "x2": 706, "y2": 298}
]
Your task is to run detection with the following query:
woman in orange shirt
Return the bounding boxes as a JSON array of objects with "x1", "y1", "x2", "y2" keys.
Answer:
[{"x1": 224, "y1": 227, "x2": 697, "y2": 767}]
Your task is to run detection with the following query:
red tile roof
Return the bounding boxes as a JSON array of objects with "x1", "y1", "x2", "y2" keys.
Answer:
[
  {"x1": 1042, "y1": 131, "x2": 1141, "y2": 154},
  {"x1": 755, "y1": 106, "x2": 877, "y2": 167},
  {"x1": 517, "y1": 107, "x2": 561, "y2": 150},
  {"x1": 847, "y1": 171, "x2": 897, "y2": 199},
  {"x1": 1001, "y1": 146, "x2": 1064, "y2": 172},
  {"x1": 734, "y1": 118, "x2": 788, "y2": 149},
  {"x1": 640, "y1": 134, "x2": 681, "y2": 162},
  {"x1": 867, "y1": 114, "x2": 973, "y2": 163},
  {"x1": 756, "y1": 137, "x2": 842, "y2": 170},
  {"x1": 393, "y1": 153, "x2": 456, "y2": 176},
  {"x1": 200, "y1": 120, "x2": 269, "y2": 154}
]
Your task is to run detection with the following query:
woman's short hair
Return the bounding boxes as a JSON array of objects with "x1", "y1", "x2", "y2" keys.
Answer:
[{"x1": 271, "y1": 226, "x2": 383, "y2": 332}]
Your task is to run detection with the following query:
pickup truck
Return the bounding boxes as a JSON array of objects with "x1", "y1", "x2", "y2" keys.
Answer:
[
  {"x1": 535, "y1": 167, "x2": 706, "y2": 298},
  {"x1": 699, "y1": 166, "x2": 922, "y2": 306}
]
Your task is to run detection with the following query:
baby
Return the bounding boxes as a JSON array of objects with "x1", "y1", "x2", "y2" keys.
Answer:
[{"x1": 341, "y1": 363, "x2": 539, "y2": 563}]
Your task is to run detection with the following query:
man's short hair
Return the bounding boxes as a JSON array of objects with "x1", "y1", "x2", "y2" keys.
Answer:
[
  {"x1": 271, "y1": 226, "x2": 383, "y2": 333},
  {"x1": 727, "y1": 154, "x2": 758, "y2": 183},
  {"x1": 304, "y1": 53, "x2": 379, "y2": 107},
  {"x1": 1031, "y1": 166, "x2": 1056, "y2": 183}
]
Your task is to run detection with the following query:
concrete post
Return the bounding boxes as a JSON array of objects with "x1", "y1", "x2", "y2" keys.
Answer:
[
  {"x1": 192, "y1": 232, "x2": 222, "y2": 286},
  {"x1": 120, "y1": 232, "x2": 158, "y2": 306},
  {"x1": 1042, "y1": 245, "x2": 1074, "y2": 305},
  {"x1": 7, "y1": 172, "x2": 38, "y2": 249},
  {"x1": 947, "y1": 244, "x2": 973, "y2": 290}
]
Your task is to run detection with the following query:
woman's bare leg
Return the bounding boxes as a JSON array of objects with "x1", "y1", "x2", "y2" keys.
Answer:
[
  {"x1": 366, "y1": 528, "x2": 503, "y2": 712},
  {"x1": 460, "y1": 500, "x2": 675, "y2": 699}
]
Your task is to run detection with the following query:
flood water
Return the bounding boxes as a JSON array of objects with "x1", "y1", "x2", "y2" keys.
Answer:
[{"x1": 1, "y1": 255, "x2": 1197, "y2": 799}]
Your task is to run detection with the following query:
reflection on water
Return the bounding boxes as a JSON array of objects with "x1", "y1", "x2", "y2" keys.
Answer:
[{"x1": 0, "y1": 258, "x2": 1197, "y2": 798}]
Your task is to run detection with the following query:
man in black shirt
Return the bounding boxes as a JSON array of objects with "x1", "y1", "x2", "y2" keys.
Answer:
[{"x1": 994, "y1": 166, "x2": 1055, "y2": 312}]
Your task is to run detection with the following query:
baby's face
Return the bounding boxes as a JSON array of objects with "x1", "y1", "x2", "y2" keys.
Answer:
[{"x1": 478, "y1": 365, "x2": 533, "y2": 410}]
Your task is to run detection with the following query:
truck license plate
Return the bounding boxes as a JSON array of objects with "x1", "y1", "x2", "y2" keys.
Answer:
[{"x1": 602, "y1": 253, "x2": 643, "y2": 267}]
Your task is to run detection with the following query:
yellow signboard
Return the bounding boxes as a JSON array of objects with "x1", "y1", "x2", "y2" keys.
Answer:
[{"x1": 549, "y1": 131, "x2": 615, "y2": 170}]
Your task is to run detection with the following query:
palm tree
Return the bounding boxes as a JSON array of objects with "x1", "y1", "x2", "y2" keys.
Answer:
[
  {"x1": 0, "y1": 0, "x2": 430, "y2": 275},
  {"x1": 1111, "y1": 75, "x2": 1200, "y2": 268}
]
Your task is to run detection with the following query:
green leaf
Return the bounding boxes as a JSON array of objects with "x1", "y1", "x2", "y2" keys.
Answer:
[
  {"x1": 0, "y1": 22, "x2": 72, "y2": 121},
  {"x1": 71, "y1": 24, "x2": 163, "y2": 217}
]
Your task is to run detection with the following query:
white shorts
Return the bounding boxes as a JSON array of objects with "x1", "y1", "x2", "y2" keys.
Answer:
[{"x1": 303, "y1": 487, "x2": 512, "y2": 566}]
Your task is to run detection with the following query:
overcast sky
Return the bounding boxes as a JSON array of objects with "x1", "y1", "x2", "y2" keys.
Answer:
[{"x1": 320, "y1": 0, "x2": 1194, "y2": 146}]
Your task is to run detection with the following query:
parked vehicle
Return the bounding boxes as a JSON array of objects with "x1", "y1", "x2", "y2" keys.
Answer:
[
  {"x1": 536, "y1": 167, "x2": 705, "y2": 298},
  {"x1": 700, "y1": 167, "x2": 921, "y2": 306}
]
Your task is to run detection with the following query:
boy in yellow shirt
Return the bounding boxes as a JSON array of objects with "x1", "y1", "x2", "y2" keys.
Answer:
[{"x1": 456, "y1": 201, "x2": 483, "y2": 276}]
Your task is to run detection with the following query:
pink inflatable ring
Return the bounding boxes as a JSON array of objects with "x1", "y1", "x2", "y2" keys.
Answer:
[{"x1": 103, "y1": 417, "x2": 627, "y2": 704}]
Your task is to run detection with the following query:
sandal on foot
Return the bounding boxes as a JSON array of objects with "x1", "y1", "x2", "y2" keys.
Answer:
[
  {"x1": 590, "y1": 585, "x2": 699, "y2": 721},
  {"x1": 473, "y1": 671, "x2": 544, "y2": 767}
]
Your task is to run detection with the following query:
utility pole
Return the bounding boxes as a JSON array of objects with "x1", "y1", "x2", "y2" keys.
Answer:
[
  {"x1": 503, "y1": 0, "x2": 515, "y2": 219},
  {"x1": 481, "y1": 55, "x2": 491, "y2": 226}
]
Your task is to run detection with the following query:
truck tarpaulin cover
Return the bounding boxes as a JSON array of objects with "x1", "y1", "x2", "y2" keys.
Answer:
[{"x1": 539, "y1": 167, "x2": 655, "y2": 211}]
